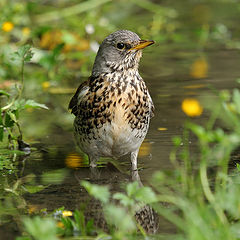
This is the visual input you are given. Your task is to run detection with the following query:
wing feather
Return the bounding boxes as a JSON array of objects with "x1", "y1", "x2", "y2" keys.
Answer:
[{"x1": 69, "y1": 80, "x2": 89, "y2": 116}]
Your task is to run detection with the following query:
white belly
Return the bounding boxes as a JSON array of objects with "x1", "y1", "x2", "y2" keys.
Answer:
[{"x1": 77, "y1": 121, "x2": 148, "y2": 158}]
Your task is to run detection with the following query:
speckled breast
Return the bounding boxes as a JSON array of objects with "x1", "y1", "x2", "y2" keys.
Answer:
[{"x1": 74, "y1": 72, "x2": 153, "y2": 157}]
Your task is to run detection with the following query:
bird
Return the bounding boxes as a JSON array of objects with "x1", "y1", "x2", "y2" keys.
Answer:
[{"x1": 69, "y1": 30, "x2": 154, "y2": 170}]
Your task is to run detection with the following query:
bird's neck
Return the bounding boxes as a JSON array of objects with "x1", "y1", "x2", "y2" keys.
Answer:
[
  {"x1": 99, "y1": 68, "x2": 142, "y2": 85},
  {"x1": 92, "y1": 51, "x2": 142, "y2": 77}
]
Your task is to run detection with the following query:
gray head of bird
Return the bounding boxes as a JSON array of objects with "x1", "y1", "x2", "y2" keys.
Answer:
[{"x1": 92, "y1": 30, "x2": 154, "y2": 77}]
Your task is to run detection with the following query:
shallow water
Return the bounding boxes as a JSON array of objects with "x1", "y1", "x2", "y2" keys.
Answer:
[{"x1": 1, "y1": 45, "x2": 240, "y2": 238}]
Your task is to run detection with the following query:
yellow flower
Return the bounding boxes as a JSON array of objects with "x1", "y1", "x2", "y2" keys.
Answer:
[
  {"x1": 62, "y1": 210, "x2": 73, "y2": 217},
  {"x1": 190, "y1": 57, "x2": 208, "y2": 79},
  {"x1": 22, "y1": 27, "x2": 30, "y2": 36},
  {"x1": 57, "y1": 221, "x2": 65, "y2": 228},
  {"x1": 42, "y1": 81, "x2": 50, "y2": 89},
  {"x1": 2, "y1": 21, "x2": 14, "y2": 32},
  {"x1": 181, "y1": 98, "x2": 203, "y2": 117}
]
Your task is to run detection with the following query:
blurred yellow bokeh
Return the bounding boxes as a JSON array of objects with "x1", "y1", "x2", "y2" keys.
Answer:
[
  {"x1": 65, "y1": 152, "x2": 85, "y2": 168},
  {"x1": 22, "y1": 27, "x2": 30, "y2": 36},
  {"x1": 28, "y1": 204, "x2": 40, "y2": 214},
  {"x1": 57, "y1": 221, "x2": 65, "y2": 229},
  {"x1": 40, "y1": 30, "x2": 90, "y2": 52},
  {"x1": 190, "y1": 57, "x2": 208, "y2": 79},
  {"x1": 158, "y1": 127, "x2": 168, "y2": 131},
  {"x1": 2, "y1": 21, "x2": 14, "y2": 32},
  {"x1": 181, "y1": 98, "x2": 203, "y2": 117},
  {"x1": 42, "y1": 81, "x2": 50, "y2": 89},
  {"x1": 183, "y1": 84, "x2": 206, "y2": 89},
  {"x1": 138, "y1": 141, "x2": 151, "y2": 157}
]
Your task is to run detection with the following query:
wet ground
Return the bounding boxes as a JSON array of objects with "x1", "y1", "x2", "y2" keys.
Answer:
[{"x1": 1, "y1": 45, "x2": 240, "y2": 238}]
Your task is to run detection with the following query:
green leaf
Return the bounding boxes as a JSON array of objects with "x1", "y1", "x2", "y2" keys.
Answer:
[
  {"x1": 134, "y1": 186, "x2": 158, "y2": 204},
  {"x1": 39, "y1": 44, "x2": 64, "y2": 70},
  {"x1": 41, "y1": 169, "x2": 68, "y2": 185},
  {"x1": 23, "y1": 185, "x2": 47, "y2": 194},
  {"x1": 12, "y1": 45, "x2": 34, "y2": 62},
  {"x1": 23, "y1": 216, "x2": 58, "y2": 240},
  {"x1": 8, "y1": 112, "x2": 17, "y2": 123},
  {"x1": 24, "y1": 100, "x2": 49, "y2": 110},
  {"x1": 0, "y1": 127, "x2": 3, "y2": 142},
  {"x1": 5, "y1": 112, "x2": 15, "y2": 127},
  {"x1": 126, "y1": 181, "x2": 139, "y2": 197},
  {"x1": 16, "y1": 237, "x2": 31, "y2": 240},
  {"x1": 0, "y1": 90, "x2": 10, "y2": 97},
  {"x1": 172, "y1": 136, "x2": 182, "y2": 146},
  {"x1": 0, "y1": 109, "x2": 3, "y2": 125},
  {"x1": 73, "y1": 210, "x2": 85, "y2": 234},
  {"x1": 233, "y1": 89, "x2": 240, "y2": 113},
  {"x1": 113, "y1": 192, "x2": 135, "y2": 207},
  {"x1": 236, "y1": 163, "x2": 240, "y2": 172},
  {"x1": 81, "y1": 180, "x2": 110, "y2": 204},
  {"x1": 103, "y1": 204, "x2": 136, "y2": 232},
  {"x1": 86, "y1": 219, "x2": 94, "y2": 235}
]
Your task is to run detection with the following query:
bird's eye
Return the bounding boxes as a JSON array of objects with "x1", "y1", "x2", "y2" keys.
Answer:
[{"x1": 116, "y1": 43, "x2": 125, "y2": 49}]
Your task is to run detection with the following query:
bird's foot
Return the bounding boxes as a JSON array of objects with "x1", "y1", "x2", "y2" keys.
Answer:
[{"x1": 90, "y1": 162, "x2": 97, "y2": 168}]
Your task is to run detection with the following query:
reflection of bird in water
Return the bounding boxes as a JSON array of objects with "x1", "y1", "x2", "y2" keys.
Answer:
[
  {"x1": 69, "y1": 30, "x2": 154, "y2": 170},
  {"x1": 74, "y1": 166, "x2": 159, "y2": 234}
]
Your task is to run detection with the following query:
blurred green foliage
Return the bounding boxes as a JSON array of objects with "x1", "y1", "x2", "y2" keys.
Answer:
[{"x1": 0, "y1": 45, "x2": 48, "y2": 150}]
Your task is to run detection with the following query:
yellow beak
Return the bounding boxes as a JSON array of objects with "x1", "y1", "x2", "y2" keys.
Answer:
[{"x1": 129, "y1": 40, "x2": 155, "y2": 51}]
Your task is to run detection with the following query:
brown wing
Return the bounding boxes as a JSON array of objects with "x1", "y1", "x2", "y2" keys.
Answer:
[
  {"x1": 68, "y1": 80, "x2": 90, "y2": 116},
  {"x1": 150, "y1": 102, "x2": 155, "y2": 118},
  {"x1": 145, "y1": 85, "x2": 154, "y2": 118}
]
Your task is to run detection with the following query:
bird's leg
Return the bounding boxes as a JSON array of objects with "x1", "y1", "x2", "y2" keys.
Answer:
[
  {"x1": 88, "y1": 155, "x2": 98, "y2": 168},
  {"x1": 131, "y1": 149, "x2": 139, "y2": 171},
  {"x1": 131, "y1": 169, "x2": 143, "y2": 187}
]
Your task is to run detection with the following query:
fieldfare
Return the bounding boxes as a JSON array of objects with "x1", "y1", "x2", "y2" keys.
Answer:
[{"x1": 69, "y1": 30, "x2": 154, "y2": 170}]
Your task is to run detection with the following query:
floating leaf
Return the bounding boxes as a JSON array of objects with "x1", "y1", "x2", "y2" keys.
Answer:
[
  {"x1": 41, "y1": 169, "x2": 68, "y2": 185},
  {"x1": 23, "y1": 185, "x2": 47, "y2": 194}
]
